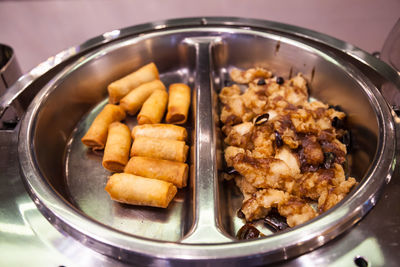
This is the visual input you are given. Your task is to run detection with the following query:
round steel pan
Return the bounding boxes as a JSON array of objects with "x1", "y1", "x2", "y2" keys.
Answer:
[{"x1": 1, "y1": 17, "x2": 398, "y2": 266}]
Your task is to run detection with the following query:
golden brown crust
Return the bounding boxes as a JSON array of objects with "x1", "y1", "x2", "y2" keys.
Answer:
[
  {"x1": 102, "y1": 122, "x2": 131, "y2": 172},
  {"x1": 105, "y1": 173, "x2": 177, "y2": 208},
  {"x1": 81, "y1": 104, "x2": 126, "y2": 150},
  {"x1": 130, "y1": 136, "x2": 188, "y2": 162},
  {"x1": 119, "y1": 79, "x2": 166, "y2": 115},
  {"x1": 131, "y1": 124, "x2": 187, "y2": 141},
  {"x1": 99, "y1": 62, "x2": 192, "y2": 209},
  {"x1": 124, "y1": 156, "x2": 188, "y2": 188},
  {"x1": 137, "y1": 89, "x2": 168, "y2": 124},
  {"x1": 230, "y1": 67, "x2": 272, "y2": 84},
  {"x1": 166, "y1": 83, "x2": 191, "y2": 124},
  {"x1": 108, "y1": 62, "x2": 159, "y2": 104}
]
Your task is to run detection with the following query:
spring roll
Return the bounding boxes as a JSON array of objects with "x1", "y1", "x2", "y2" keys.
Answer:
[
  {"x1": 105, "y1": 173, "x2": 177, "y2": 208},
  {"x1": 81, "y1": 104, "x2": 126, "y2": 150},
  {"x1": 124, "y1": 156, "x2": 188, "y2": 188},
  {"x1": 166, "y1": 83, "x2": 191, "y2": 124},
  {"x1": 102, "y1": 122, "x2": 131, "y2": 172},
  {"x1": 120, "y1": 80, "x2": 166, "y2": 115},
  {"x1": 108, "y1": 62, "x2": 159, "y2": 104},
  {"x1": 137, "y1": 90, "x2": 168, "y2": 125},
  {"x1": 131, "y1": 124, "x2": 187, "y2": 141},
  {"x1": 130, "y1": 136, "x2": 188, "y2": 162}
]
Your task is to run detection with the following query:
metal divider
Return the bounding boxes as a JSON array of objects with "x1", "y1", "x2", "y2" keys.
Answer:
[{"x1": 180, "y1": 37, "x2": 233, "y2": 243}]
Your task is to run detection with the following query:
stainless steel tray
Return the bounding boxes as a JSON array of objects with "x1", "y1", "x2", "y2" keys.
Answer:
[{"x1": 1, "y1": 17, "x2": 400, "y2": 267}]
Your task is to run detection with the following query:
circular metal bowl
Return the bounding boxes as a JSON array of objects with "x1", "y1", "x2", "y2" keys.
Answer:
[{"x1": 2, "y1": 17, "x2": 398, "y2": 266}]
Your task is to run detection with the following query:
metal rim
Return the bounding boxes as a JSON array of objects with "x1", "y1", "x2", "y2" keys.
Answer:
[
  {"x1": 3, "y1": 16, "x2": 400, "y2": 117},
  {"x1": 17, "y1": 18, "x2": 396, "y2": 264}
]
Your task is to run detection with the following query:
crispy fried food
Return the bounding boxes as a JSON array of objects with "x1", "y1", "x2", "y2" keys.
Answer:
[
  {"x1": 220, "y1": 68, "x2": 357, "y2": 228},
  {"x1": 230, "y1": 67, "x2": 272, "y2": 84}
]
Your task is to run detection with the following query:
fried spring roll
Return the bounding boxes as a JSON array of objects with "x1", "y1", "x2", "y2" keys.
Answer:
[
  {"x1": 124, "y1": 156, "x2": 188, "y2": 188},
  {"x1": 102, "y1": 122, "x2": 131, "y2": 172},
  {"x1": 81, "y1": 104, "x2": 126, "y2": 150},
  {"x1": 120, "y1": 80, "x2": 166, "y2": 115},
  {"x1": 108, "y1": 62, "x2": 159, "y2": 104},
  {"x1": 131, "y1": 124, "x2": 187, "y2": 141},
  {"x1": 137, "y1": 89, "x2": 168, "y2": 125},
  {"x1": 105, "y1": 173, "x2": 177, "y2": 208},
  {"x1": 166, "y1": 83, "x2": 191, "y2": 124},
  {"x1": 130, "y1": 136, "x2": 188, "y2": 162}
]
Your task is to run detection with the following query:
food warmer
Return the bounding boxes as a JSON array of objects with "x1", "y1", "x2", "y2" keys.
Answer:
[{"x1": 0, "y1": 17, "x2": 399, "y2": 266}]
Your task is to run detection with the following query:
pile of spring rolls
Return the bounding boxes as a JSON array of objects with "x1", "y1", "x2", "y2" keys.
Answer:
[{"x1": 81, "y1": 62, "x2": 190, "y2": 208}]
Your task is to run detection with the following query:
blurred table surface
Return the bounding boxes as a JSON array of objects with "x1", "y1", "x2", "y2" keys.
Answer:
[{"x1": 0, "y1": 0, "x2": 399, "y2": 74}]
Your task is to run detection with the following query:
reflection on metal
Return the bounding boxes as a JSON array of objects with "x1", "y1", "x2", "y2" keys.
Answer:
[
  {"x1": 102, "y1": 30, "x2": 121, "y2": 41},
  {"x1": 340, "y1": 238, "x2": 384, "y2": 267},
  {"x1": 31, "y1": 47, "x2": 78, "y2": 77},
  {"x1": 180, "y1": 36, "x2": 232, "y2": 244},
  {"x1": 0, "y1": 222, "x2": 34, "y2": 236},
  {"x1": 154, "y1": 24, "x2": 167, "y2": 30}
]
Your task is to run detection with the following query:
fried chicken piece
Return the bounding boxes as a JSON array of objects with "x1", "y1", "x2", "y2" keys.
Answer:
[
  {"x1": 241, "y1": 83, "x2": 270, "y2": 115},
  {"x1": 275, "y1": 146, "x2": 301, "y2": 177},
  {"x1": 241, "y1": 197, "x2": 270, "y2": 222},
  {"x1": 283, "y1": 74, "x2": 308, "y2": 106},
  {"x1": 234, "y1": 175, "x2": 257, "y2": 201},
  {"x1": 299, "y1": 135, "x2": 324, "y2": 167},
  {"x1": 220, "y1": 95, "x2": 256, "y2": 126},
  {"x1": 265, "y1": 74, "x2": 308, "y2": 107},
  {"x1": 223, "y1": 122, "x2": 254, "y2": 148},
  {"x1": 291, "y1": 108, "x2": 319, "y2": 134},
  {"x1": 321, "y1": 139, "x2": 347, "y2": 165},
  {"x1": 219, "y1": 84, "x2": 241, "y2": 105},
  {"x1": 232, "y1": 153, "x2": 283, "y2": 189},
  {"x1": 241, "y1": 188, "x2": 288, "y2": 222},
  {"x1": 318, "y1": 177, "x2": 356, "y2": 212},
  {"x1": 231, "y1": 150, "x2": 356, "y2": 210},
  {"x1": 281, "y1": 127, "x2": 301, "y2": 149},
  {"x1": 240, "y1": 188, "x2": 317, "y2": 227},
  {"x1": 251, "y1": 124, "x2": 275, "y2": 158},
  {"x1": 219, "y1": 82, "x2": 272, "y2": 127},
  {"x1": 232, "y1": 147, "x2": 300, "y2": 190},
  {"x1": 291, "y1": 73, "x2": 308, "y2": 91},
  {"x1": 294, "y1": 164, "x2": 357, "y2": 212},
  {"x1": 326, "y1": 106, "x2": 346, "y2": 121},
  {"x1": 220, "y1": 96, "x2": 246, "y2": 125},
  {"x1": 278, "y1": 197, "x2": 317, "y2": 227},
  {"x1": 224, "y1": 146, "x2": 245, "y2": 167},
  {"x1": 230, "y1": 67, "x2": 272, "y2": 84}
]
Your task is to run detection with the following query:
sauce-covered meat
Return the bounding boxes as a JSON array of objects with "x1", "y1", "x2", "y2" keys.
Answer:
[{"x1": 220, "y1": 67, "x2": 357, "y2": 228}]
